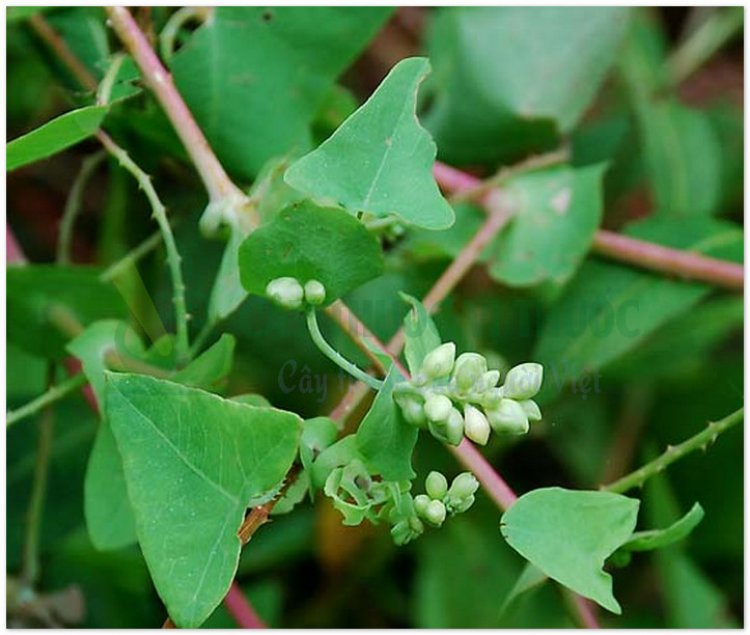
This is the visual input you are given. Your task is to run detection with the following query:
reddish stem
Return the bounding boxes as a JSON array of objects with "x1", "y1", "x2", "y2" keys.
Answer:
[
  {"x1": 7, "y1": 223, "x2": 27, "y2": 265},
  {"x1": 105, "y1": 7, "x2": 245, "y2": 203},
  {"x1": 224, "y1": 582, "x2": 266, "y2": 629},
  {"x1": 433, "y1": 162, "x2": 744, "y2": 291}
]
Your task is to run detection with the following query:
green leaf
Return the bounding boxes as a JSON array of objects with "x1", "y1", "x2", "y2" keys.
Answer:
[
  {"x1": 171, "y1": 7, "x2": 391, "y2": 179},
  {"x1": 499, "y1": 562, "x2": 549, "y2": 617},
  {"x1": 500, "y1": 487, "x2": 639, "y2": 613},
  {"x1": 105, "y1": 373, "x2": 302, "y2": 627},
  {"x1": 7, "y1": 105, "x2": 107, "y2": 171},
  {"x1": 7, "y1": 6, "x2": 48, "y2": 21},
  {"x1": 638, "y1": 101, "x2": 723, "y2": 217},
  {"x1": 425, "y1": 7, "x2": 630, "y2": 164},
  {"x1": 400, "y1": 293, "x2": 441, "y2": 376},
  {"x1": 67, "y1": 320, "x2": 145, "y2": 551},
  {"x1": 231, "y1": 393, "x2": 272, "y2": 408},
  {"x1": 300, "y1": 416, "x2": 339, "y2": 494},
  {"x1": 285, "y1": 57, "x2": 455, "y2": 230},
  {"x1": 356, "y1": 365, "x2": 417, "y2": 481},
  {"x1": 310, "y1": 434, "x2": 361, "y2": 491},
  {"x1": 402, "y1": 202, "x2": 484, "y2": 262},
  {"x1": 533, "y1": 216, "x2": 743, "y2": 401},
  {"x1": 619, "y1": 502, "x2": 704, "y2": 553},
  {"x1": 487, "y1": 163, "x2": 606, "y2": 286},
  {"x1": 85, "y1": 422, "x2": 137, "y2": 551},
  {"x1": 8, "y1": 265, "x2": 129, "y2": 359},
  {"x1": 238, "y1": 200, "x2": 384, "y2": 306},
  {"x1": 172, "y1": 334, "x2": 235, "y2": 390}
]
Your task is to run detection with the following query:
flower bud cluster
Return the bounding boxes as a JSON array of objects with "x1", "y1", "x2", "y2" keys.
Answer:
[
  {"x1": 266, "y1": 276, "x2": 326, "y2": 309},
  {"x1": 394, "y1": 342, "x2": 544, "y2": 446},
  {"x1": 413, "y1": 471, "x2": 479, "y2": 527}
]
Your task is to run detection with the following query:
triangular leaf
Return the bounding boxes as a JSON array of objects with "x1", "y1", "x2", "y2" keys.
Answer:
[
  {"x1": 356, "y1": 365, "x2": 417, "y2": 481},
  {"x1": 105, "y1": 373, "x2": 302, "y2": 627},
  {"x1": 500, "y1": 487, "x2": 639, "y2": 613},
  {"x1": 285, "y1": 57, "x2": 455, "y2": 230},
  {"x1": 238, "y1": 200, "x2": 384, "y2": 306}
]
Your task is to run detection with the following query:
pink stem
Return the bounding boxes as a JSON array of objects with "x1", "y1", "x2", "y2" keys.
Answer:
[
  {"x1": 105, "y1": 7, "x2": 245, "y2": 203},
  {"x1": 433, "y1": 161, "x2": 743, "y2": 292},
  {"x1": 224, "y1": 581, "x2": 266, "y2": 629},
  {"x1": 7, "y1": 223, "x2": 27, "y2": 264}
]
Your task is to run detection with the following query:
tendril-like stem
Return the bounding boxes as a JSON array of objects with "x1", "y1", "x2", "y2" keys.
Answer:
[
  {"x1": 603, "y1": 407, "x2": 743, "y2": 494},
  {"x1": 305, "y1": 308, "x2": 384, "y2": 391}
]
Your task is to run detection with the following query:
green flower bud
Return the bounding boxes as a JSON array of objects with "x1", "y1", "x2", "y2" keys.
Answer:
[
  {"x1": 424, "y1": 393, "x2": 453, "y2": 423},
  {"x1": 474, "y1": 369, "x2": 500, "y2": 393},
  {"x1": 519, "y1": 399, "x2": 542, "y2": 422},
  {"x1": 480, "y1": 387, "x2": 504, "y2": 409},
  {"x1": 424, "y1": 499, "x2": 447, "y2": 526},
  {"x1": 409, "y1": 515, "x2": 425, "y2": 533},
  {"x1": 463, "y1": 405, "x2": 491, "y2": 445},
  {"x1": 448, "y1": 494, "x2": 475, "y2": 514},
  {"x1": 486, "y1": 398, "x2": 529, "y2": 435},
  {"x1": 448, "y1": 472, "x2": 480, "y2": 500},
  {"x1": 421, "y1": 342, "x2": 456, "y2": 380},
  {"x1": 395, "y1": 393, "x2": 427, "y2": 428},
  {"x1": 303, "y1": 279, "x2": 326, "y2": 305},
  {"x1": 445, "y1": 407, "x2": 465, "y2": 446},
  {"x1": 266, "y1": 276, "x2": 304, "y2": 310},
  {"x1": 413, "y1": 494, "x2": 431, "y2": 517},
  {"x1": 452, "y1": 352, "x2": 487, "y2": 391},
  {"x1": 425, "y1": 471, "x2": 448, "y2": 500},
  {"x1": 502, "y1": 362, "x2": 543, "y2": 400}
]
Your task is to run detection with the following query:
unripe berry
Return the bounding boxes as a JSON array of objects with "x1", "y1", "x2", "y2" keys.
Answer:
[
  {"x1": 425, "y1": 471, "x2": 448, "y2": 500},
  {"x1": 519, "y1": 399, "x2": 542, "y2": 422},
  {"x1": 424, "y1": 499, "x2": 447, "y2": 526},
  {"x1": 413, "y1": 494, "x2": 431, "y2": 517},
  {"x1": 448, "y1": 472, "x2": 480, "y2": 499},
  {"x1": 502, "y1": 362, "x2": 543, "y2": 400},
  {"x1": 452, "y1": 352, "x2": 487, "y2": 391},
  {"x1": 474, "y1": 369, "x2": 500, "y2": 393},
  {"x1": 303, "y1": 279, "x2": 326, "y2": 305},
  {"x1": 266, "y1": 277, "x2": 304, "y2": 310},
  {"x1": 486, "y1": 398, "x2": 529, "y2": 435},
  {"x1": 424, "y1": 393, "x2": 452, "y2": 423},
  {"x1": 463, "y1": 404, "x2": 491, "y2": 445},
  {"x1": 420, "y1": 342, "x2": 456, "y2": 380}
]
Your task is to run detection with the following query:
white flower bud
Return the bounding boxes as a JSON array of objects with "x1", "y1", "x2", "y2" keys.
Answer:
[
  {"x1": 481, "y1": 387, "x2": 504, "y2": 409},
  {"x1": 463, "y1": 404, "x2": 491, "y2": 445},
  {"x1": 445, "y1": 407, "x2": 465, "y2": 446},
  {"x1": 502, "y1": 363, "x2": 543, "y2": 400},
  {"x1": 266, "y1": 276, "x2": 304, "y2": 310},
  {"x1": 448, "y1": 472, "x2": 480, "y2": 500},
  {"x1": 424, "y1": 499, "x2": 447, "y2": 526},
  {"x1": 474, "y1": 369, "x2": 500, "y2": 393},
  {"x1": 420, "y1": 342, "x2": 456, "y2": 380},
  {"x1": 395, "y1": 393, "x2": 427, "y2": 428},
  {"x1": 303, "y1": 279, "x2": 326, "y2": 305},
  {"x1": 452, "y1": 352, "x2": 487, "y2": 391},
  {"x1": 413, "y1": 494, "x2": 431, "y2": 517},
  {"x1": 425, "y1": 471, "x2": 448, "y2": 500},
  {"x1": 449, "y1": 494, "x2": 475, "y2": 514},
  {"x1": 486, "y1": 399, "x2": 529, "y2": 435},
  {"x1": 519, "y1": 399, "x2": 542, "y2": 422},
  {"x1": 424, "y1": 393, "x2": 452, "y2": 423}
]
